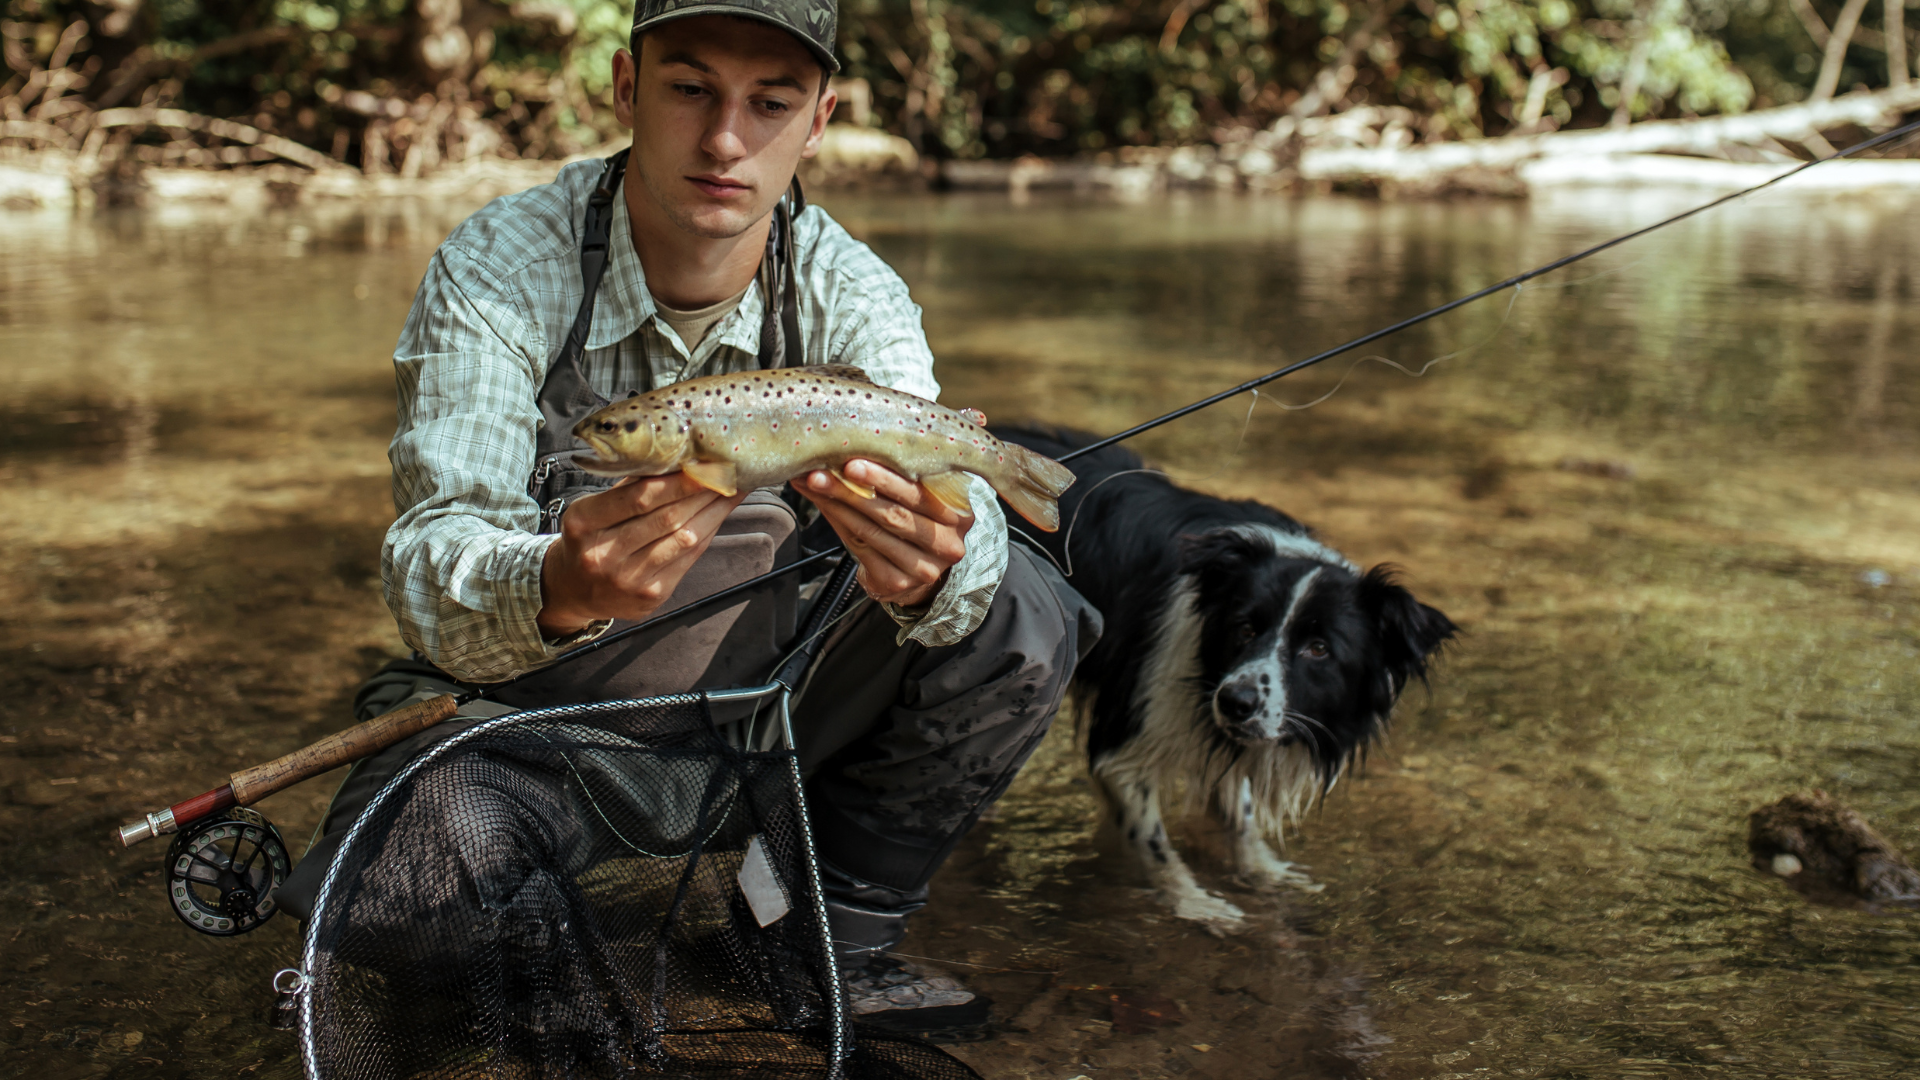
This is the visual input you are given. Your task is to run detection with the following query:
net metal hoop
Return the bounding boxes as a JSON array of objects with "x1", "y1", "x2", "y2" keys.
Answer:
[{"x1": 297, "y1": 687, "x2": 853, "y2": 1079}]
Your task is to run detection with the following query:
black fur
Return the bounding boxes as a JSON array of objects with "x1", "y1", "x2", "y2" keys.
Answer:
[{"x1": 994, "y1": 425, "x2": 1458, "y2": 787}]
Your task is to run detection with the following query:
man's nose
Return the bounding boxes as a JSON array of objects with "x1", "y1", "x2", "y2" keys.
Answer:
[
  {"x1": 702, "y1": 107, "x2": 749, "y2": 162},
  {"x1": 1215, "y1": 681, "x2": 1260, "y2": 723}
]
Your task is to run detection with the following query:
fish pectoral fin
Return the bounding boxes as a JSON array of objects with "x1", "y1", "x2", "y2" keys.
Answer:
[
  {"x1": 681, "y1": 460, "x2": 739, "y2": 497},
  {"x1": 829, "y1": 467, "x2": 877, "y2": 500},
  {"x1": 919, "y1": 472, "x2": 976, "y2": 517},
  {"x1": 810, "y1": 363, "x2": 874, "y2": 384}
]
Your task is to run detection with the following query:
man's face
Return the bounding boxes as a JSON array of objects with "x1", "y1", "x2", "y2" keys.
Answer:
[{"x1": 613, "y1": 16, "x2": 835, "y2": 241}]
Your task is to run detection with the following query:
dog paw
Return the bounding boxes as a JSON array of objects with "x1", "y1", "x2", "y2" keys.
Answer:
[
  {"x1": 1242, "y1": 859, "x2": 1326, "y2": 894},
  {"x1": 1171, "y1": 890, "x2": 1248, "y2": 935}
]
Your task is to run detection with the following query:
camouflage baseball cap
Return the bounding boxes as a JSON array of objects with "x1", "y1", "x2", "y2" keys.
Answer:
[{"x1": 632, "y1": 0, "x2": 840, "y2": 73}]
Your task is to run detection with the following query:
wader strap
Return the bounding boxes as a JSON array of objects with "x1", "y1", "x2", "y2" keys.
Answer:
[
  {"x1": 756, "y1": 176, "x2": 809, "y2": 371},
  {"x1": 568, "y1": 151, "x2": 629, "y2": 367}
]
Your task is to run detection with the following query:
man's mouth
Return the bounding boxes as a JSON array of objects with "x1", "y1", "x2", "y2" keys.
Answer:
[{"x1": 688, "y1": 174, "x2": 751, "y2": 199}]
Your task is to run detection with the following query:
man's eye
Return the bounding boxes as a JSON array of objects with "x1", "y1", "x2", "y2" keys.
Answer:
[
  {"x1": 760, "y1": 100, "x2": 789, "y2": 115},
  {"x1": 675, "y1": 83, "x2": 706, "y2": 98}
]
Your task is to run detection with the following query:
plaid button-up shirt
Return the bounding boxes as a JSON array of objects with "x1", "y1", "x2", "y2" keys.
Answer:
[{"x1": 383, "y1": 159, "x2": 1008, "y2": 683}]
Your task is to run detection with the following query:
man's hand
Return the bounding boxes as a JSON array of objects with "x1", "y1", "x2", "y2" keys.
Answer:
[
  {"x1": 798, "y1": 458, "x2": 972, "y2": 609},
  {"x1": 538, "y1": 474, "x2": 747, "y2": 635}
]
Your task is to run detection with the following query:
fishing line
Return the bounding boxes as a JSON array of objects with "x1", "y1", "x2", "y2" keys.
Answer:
[
  {"x1": 1247, "y1": 286, "x2": 1524, "y2": 415},
  {"x1": 465, "y1": 115, "x2": 1920, "y2": 699}
]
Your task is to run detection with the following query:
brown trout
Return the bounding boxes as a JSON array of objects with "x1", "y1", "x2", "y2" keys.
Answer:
[{"x1": 571, "y1": 365, "x2": 1075, "y2": 530}]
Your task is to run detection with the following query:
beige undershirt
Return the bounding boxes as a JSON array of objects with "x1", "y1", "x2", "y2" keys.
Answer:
[{"x1": 654, "y1": 283, "x2": 753, "y2": 354}]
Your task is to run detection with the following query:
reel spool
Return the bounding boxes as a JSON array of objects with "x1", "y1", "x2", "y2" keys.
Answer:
[{"x1": 164, "y1": 808, "x2": 291, "y2": 936}]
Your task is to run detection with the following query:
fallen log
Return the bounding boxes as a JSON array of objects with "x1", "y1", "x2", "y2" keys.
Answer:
[
  {"x1": 1300, "y1": 84, "x2": 1920, "y2": 187},
  {"x1": 91, "y1": 108, "x2": 352, "y2": 173}
]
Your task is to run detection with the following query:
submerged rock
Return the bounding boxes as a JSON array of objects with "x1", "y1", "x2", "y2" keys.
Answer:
[{"x1": 1747, "y1": 790, "x2": 1920, "y2": 907}]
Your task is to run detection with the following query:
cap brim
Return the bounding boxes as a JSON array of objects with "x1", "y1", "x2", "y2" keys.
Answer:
[{"x1": 631, "y1": 5, "x2": 841, "y2": 73}]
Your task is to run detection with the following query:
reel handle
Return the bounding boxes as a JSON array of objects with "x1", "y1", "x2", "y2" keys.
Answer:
[{"x1": 116, "y1": 692, "x2": 463, "y2": 847}]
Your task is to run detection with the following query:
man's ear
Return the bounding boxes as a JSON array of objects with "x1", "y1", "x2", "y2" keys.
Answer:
[
  {"x1": 611, "y1": 47, "x2": 638, "y2": 130},
  {"x1": 800, "y1": 83, "x2": 837, "y2": 159}
]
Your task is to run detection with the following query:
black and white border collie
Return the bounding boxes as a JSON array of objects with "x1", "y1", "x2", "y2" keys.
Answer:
[{"x1": 993, "y1": 427, "x2": 1458, "y2": 933}]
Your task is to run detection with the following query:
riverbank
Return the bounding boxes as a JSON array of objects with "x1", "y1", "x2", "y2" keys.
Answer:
[{"x1": 6, "y1": 86, "x2": 1918, "y2": 213}]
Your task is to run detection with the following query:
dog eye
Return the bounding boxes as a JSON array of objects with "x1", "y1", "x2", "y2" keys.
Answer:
[
  {"x1": 1236, "y1": 622, "x2": 1257, "y2": 643},
  {"x1": 1300, "y1": 638, "x2": 1330, "y2": 659}
]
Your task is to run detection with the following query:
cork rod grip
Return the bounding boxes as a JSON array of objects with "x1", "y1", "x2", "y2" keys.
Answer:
[{"x1": 227, "y1": 693, "x2": 463, "y2": 806}]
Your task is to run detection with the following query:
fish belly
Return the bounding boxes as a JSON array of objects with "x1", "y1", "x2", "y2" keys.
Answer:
[{"x1": 691, "y1": 408, "x2": 995, "y2": 493}]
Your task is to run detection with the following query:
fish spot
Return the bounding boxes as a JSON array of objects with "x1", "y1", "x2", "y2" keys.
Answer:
[
  {"x1": 725, "y1": 396, "x2": 732, "y2": 404},
  {"x1": 623, "y1": 420, "x2": 639, "y2": 433}
]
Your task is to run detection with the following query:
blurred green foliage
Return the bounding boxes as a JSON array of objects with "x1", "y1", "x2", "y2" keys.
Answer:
[{"x1": 1, "y1": 0, "x2": 1911, "y2": 165}]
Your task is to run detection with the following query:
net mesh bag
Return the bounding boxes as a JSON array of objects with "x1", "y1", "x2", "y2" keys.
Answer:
[{"x1": 299, "y1": 694, "x2": 979, "y2": 1080}]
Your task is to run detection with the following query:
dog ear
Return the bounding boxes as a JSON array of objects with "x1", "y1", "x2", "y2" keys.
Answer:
[
  {"x1": 1358, "y1": 564, "x2": 1458, "y2": 690},
  {"x1": 1177, "y1": 529, "x2": 1268, "y2": 599}
]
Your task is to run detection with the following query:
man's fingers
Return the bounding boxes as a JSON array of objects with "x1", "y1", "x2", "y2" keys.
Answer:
[
  {"x1": 843, "y1": 459, "x2": 970, "y2": 527},
  {"x1": 562, "y1": 471, "x2": 708, "y2": 532},
  {"x1": 802, "y1": 470, "x2": 969, "y2": 555},
  {"x1": 609, "y1": 492, "x2": 743, "y2": 608},
  {"x1": 596, "y1": 488, "x2": 725, "y2": 560},
  {"x1": 810, "y1": 497, "x2": 953, "y2": 592}
]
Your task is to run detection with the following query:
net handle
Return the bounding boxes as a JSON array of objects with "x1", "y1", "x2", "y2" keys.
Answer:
[{"x1": 772, "y1": 559, "x2": 863, "y2": 693}]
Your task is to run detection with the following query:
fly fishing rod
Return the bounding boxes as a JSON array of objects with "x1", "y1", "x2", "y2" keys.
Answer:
[{"x1": 118, "y1": 116, "x2": 1920, "y2": 930}]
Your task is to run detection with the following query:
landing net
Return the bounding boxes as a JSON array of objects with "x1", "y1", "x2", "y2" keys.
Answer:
[{"x1": 298, "y1": 694, "x2": 978, "y2": 1080}]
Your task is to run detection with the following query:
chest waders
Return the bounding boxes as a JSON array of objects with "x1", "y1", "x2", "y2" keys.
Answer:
[{"x1": 500, "y1": 149, "x2": 814, "y2": 715}]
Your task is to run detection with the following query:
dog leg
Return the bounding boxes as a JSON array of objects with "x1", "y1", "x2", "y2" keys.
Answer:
[
  {"x1": 1098, "y1": 768, "x2": 1247, "y2": 934},
  {"x1": 1229, "y1": 777, "x2": 1325, "y2": 893}
]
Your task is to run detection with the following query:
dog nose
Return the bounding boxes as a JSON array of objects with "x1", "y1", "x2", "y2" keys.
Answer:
[{"x1": 1216, "y1": 681, "x2": 1260, "y2": 723}]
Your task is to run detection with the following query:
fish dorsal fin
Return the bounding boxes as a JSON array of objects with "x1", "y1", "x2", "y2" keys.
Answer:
[{"x1": 809, "y1": 363, "x2": 874, "y2": 384}]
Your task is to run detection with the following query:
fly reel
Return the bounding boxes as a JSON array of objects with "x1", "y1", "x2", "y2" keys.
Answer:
[{"x1": 164, "y1": 808, "x2": 291, "y2": 936}]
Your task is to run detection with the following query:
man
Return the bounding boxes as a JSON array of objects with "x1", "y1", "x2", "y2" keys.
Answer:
[{"x1": 274, "y1": 0, "x2": 1098, "y2": 1039}]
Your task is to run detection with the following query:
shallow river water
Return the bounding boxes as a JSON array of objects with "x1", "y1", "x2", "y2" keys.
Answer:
[{"x1": 2, "y1": 181, "x2": 1916, "y2": 1080}]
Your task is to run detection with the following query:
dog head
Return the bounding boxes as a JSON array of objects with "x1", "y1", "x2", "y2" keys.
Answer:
[{"x1": 1179, "y1": 526, "x2": 1457, "y2": 779}]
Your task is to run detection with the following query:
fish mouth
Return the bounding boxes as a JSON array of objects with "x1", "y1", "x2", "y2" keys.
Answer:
[{"x1": 569, "y1": 431, "x2": 629, "y2": 476}]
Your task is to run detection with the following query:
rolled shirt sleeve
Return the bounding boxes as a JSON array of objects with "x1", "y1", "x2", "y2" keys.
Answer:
[{"x1": 383, "y1": 243, "x2": 583, "y2": 682}]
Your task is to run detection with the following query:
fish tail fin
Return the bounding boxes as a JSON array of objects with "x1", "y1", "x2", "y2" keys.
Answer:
[{"x1": 993, "y1": 443, "x2": 1075, "y2": 532}]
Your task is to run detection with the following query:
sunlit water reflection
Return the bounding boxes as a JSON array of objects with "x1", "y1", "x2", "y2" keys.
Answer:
[{"x1": 1, "y1": 184, "x2": 1914, "y2": 1079}]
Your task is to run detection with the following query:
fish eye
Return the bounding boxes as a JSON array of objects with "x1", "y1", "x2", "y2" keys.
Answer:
[
  {"x1": 597, "y1": 420, "x2": 617, "y2": 432},
  {"x1": 1300, "y1": 638, "x2": 1330, "y2": 659}
]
